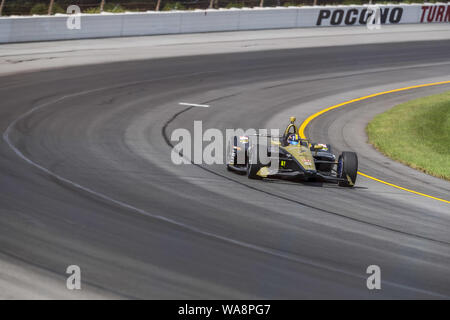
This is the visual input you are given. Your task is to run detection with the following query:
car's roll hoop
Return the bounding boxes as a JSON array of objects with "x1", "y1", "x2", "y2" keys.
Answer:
[{"x1": 284, "y1": 116, "x2": 298, "y2": 137}]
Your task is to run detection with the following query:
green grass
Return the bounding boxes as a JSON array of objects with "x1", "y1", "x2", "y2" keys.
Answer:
[{"x1": 367, "y1": 91, "x2": 450, "y2": 181}]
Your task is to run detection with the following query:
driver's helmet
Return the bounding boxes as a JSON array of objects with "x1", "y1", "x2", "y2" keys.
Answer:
[{"x1": 287, "y1": 134, "x2": 300, "y2": 146}]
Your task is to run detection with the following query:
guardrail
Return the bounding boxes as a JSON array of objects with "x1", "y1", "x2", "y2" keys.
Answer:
[{"x1": 0, "y1": 4, "x2": 449, "y2": 43}]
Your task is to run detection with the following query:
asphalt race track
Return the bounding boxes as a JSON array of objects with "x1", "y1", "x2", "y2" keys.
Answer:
[{"x1": 1, "y1": 39, "x2": 450, "y2": 298}]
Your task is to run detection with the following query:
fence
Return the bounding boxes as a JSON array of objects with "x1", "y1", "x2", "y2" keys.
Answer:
[{"x1": 1, "y1": 0, "x2": 446, "y2": 16}]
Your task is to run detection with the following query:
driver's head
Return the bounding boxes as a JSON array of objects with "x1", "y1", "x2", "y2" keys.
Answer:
[{"x1": 287, "y1": 134, "x2": 300, "y2": 146}]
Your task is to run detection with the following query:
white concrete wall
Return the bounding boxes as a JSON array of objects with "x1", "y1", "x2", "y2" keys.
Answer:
[
  {"x1": 0, "y1": 18, "x2": 12, "y2": 43},
  {"x1": 180, "y1": 10, "x2": 239, "y2": 33},
  {"x1": 0, "y1": 4, "x2": 448, "y2": 43},
  {"x1": 122, "y1": 12, "x2": 181, "y2": 36},
  {"x1": 239, "y1": 7, "x2": 298, "y2": 29}
]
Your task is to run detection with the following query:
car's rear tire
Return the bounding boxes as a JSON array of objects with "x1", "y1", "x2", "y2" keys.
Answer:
[
  {"x1": 227, "y1": 136, "x2": 248, "y2": 172},
  {"x1": 338, "y1": 151, "x2": 358, "y2": 187},
  {"x1": 247, "y1": 146, "x2": 263, "y2": 180}
]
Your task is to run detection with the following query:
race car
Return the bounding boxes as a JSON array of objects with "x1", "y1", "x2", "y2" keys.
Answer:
[{"x1": 226, "y1": 117, "x2": 358, "y2": 187}]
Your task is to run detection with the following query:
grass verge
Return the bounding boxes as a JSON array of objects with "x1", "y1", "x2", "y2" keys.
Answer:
[{"x1": 367, "y1": 90, "x2": 450, "y2": 181}]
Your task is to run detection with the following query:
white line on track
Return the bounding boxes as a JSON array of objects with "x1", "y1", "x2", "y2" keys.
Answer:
[{"x1": 179, "y1": 102, "x2": 210, "y2": 108}]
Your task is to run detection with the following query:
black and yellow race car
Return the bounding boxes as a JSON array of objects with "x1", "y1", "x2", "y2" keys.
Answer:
[{"x1": 226, "y1": 117, "x2": 358, "y2": 187}]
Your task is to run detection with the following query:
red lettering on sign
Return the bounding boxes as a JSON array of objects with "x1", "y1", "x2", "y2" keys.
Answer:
[
  {"x1": 445, "y1": 5, "x2": 450, "y2": 22},
  {"x1": 436, "y1": 6, "x2": 445, "y2": 22},
  {"x1": 420, "y1": 6, "x2": 429, "y2": 23},
  {"x1": 427, "y1": 5, "x2": 437, "y2": 22}
]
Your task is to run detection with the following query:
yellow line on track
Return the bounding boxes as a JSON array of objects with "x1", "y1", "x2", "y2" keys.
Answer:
[{"x1": 298, "y1": 80, "x2": 450, "y2": 204}]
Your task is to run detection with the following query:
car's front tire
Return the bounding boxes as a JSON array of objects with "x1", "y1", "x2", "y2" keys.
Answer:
[{"x1": 338, "y1": 151, "x2": 358, "y2": 187}]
